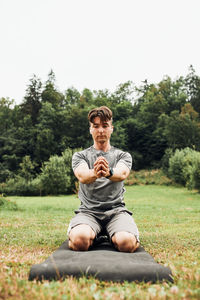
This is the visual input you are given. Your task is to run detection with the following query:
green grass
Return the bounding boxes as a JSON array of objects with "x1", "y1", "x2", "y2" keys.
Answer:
[{"x1": 0, "y1": 186, "x2": 200, "y2": 299}]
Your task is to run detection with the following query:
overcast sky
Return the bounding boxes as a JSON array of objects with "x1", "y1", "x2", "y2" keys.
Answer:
[{"x1": 0, "y1": 0, "x2": 199, "y2": 104}]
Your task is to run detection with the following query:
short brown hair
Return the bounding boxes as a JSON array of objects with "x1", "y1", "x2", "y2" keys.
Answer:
[{"x1": 88, "y1": 106, "x2": 113, "y2": 123}]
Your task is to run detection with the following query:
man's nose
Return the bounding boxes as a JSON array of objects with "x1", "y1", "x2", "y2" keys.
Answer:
[{"x1": 98, "y1": 127, "x2": 104, "y2": 133}]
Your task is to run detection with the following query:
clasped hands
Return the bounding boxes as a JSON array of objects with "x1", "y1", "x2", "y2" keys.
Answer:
[{"x1": 94, "y1": 156, "x2": 110, "y2": 178}]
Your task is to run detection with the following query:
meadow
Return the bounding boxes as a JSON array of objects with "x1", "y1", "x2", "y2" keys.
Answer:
[{"x1": 0, "y1": 185, "x2": 200, "y2": 299}]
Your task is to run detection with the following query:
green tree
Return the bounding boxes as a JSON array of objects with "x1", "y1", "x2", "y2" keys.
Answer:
[
  {"x1": 41, "y1": 70, "x2": 65, "y2": 108},
  {"x1": 93, "y1": 89, "x2": 111, "y2": 107},
  {"x1": 161, "y1": 105, "x2": 200, "y2": 151},
  {"x1": 158, "y1": 76, "x2": 187, "y2": 114},
  {"x1": 0, "y1": 101, "x2": 35, "y2": 182},
  {"x1": 79, "y1": 88, "x2": 94, "y2": 108},
  {"x1": 130, "y1": 84, "x2": 168, "y2": 167},
  {"x1": 185, "y1": 65, "x2": 200, "y2": 114},
  {"x1": 34, "y1": 102, "x2": 60, "y2": 164},
  {"x1": 19, "y1": 155, "x2": 36, "y2": 182},
  {"x1": 20, "y1": 75, "x2": 42, "y2": 124},
  {"x1": 0, "y1": 97, "x2": 15, "y2": 133},
  {"x1": 111, "y1": 81, "x2": 135, "y2": 104},
  {"x1": 62, "y1": 105, "x2": 91, "y2": 149},
  {"x1": 65, "y1": 87, "x2": 81, "y2": 106}
]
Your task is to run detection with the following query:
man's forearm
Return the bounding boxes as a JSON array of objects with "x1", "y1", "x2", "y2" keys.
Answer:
[
  {"x1": 77, "y1": 169, "x2": 98, "y2": 184},
  {"x1": 75, "y1": 160, "x2": 130, "y2": 184},
  {"x1": 108, "y1": 167, "x2": 128, "y2": 182}
]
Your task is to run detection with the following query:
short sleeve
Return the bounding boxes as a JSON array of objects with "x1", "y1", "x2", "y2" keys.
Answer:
[
  {"x1": 72, "y1": 151, "x2": 88, "y2": 171},
  {"x1": 117, "y1": 151, "x2": 132, "y2": 170}
]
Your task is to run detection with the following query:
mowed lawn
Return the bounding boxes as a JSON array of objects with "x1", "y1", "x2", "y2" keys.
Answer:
[{"x1": 0, "y1": 185, "x2": 200, "y2": 299}]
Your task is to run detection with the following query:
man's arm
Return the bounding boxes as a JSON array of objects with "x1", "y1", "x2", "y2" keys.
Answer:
[
  {"x1": 74, "y1": 163, "x2": 98, "y2": 184},
  {"x1": 96, "y1": 157, "x2": 130, "y2": 182},
  {"x1": 74, "y1": 157, "x2": 130, "y2": 184},
  {"x1": 109, "y1": 162, "x2": 130, "y2": 182},
  {"x1": 74, "y1": 156, "x2": 112, "y2": 184}
]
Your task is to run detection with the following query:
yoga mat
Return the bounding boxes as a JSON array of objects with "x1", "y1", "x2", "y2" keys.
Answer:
[{"x1": 29, "y1": 239, "x2": 173, "y2": 283}]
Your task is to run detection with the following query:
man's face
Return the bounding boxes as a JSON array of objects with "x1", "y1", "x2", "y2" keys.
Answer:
[{"x1": 90, "y1": 117, "x2": 113, "y2": 144}]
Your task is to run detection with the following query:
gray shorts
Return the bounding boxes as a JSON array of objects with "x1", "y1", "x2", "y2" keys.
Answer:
[{"x1": 67, "y1": 209, "x2": 140, "y2": 242}]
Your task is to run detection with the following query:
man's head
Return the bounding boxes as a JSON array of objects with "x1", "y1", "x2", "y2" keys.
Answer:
[
  {"x1": 88, "y1": 106, "x2": 113, "y2": 146},
  {"x1": 88, "y1": 106, "x2": 112, "y2": 124}
]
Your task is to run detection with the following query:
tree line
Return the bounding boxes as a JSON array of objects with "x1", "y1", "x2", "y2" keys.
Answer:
[{"x1": 0, "y1": 66, "x2": 200, "y2": 191}]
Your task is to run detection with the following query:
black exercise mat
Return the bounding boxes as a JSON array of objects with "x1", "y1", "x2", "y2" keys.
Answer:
[{"x1": 29, "y1": 239, "x2": 173, "y2": 283}]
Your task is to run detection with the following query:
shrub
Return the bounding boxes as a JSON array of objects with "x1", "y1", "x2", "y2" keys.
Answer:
[
  {"x1": 39, "y1": 155, "x2": 71, "y2": 195},
  {"x1": 125, "y1": 169, "x2": 172, "y2": 186},
  {"x1": 0, "y1": 196, "x2": 18, "y2": 210},
  {"x1": 62, "y1": 148, "x2": 80, "y2": 193},
  {"x1": 168, "y1": 147, "x2": 200, "y2": 191},
  {"x1": 1, "y1": 177, "x2": 41, "y2": 196},
  {"x1": 38, "y1": 148, "x2": 81, "y2": 195},
  {"x1": 0, "y1": 148, "x2": 81, "y2": 196}
]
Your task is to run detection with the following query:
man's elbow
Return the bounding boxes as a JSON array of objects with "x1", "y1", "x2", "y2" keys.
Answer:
[
  {"x1": 121, "y1": 170, "x2": 129, "y2": 181},
  {"x1": 77, "y1": 175, "x2": 87, "y2": 184},
  {"x1": 120, "y1": 174, "x2": 127, "y2": 181}
]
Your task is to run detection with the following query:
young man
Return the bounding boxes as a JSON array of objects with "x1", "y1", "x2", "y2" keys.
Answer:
[{"x1": 68, "y1": 106, "x2": 139, "y2": 252}]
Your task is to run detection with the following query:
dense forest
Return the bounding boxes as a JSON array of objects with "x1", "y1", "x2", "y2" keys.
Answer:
[{"x1": 0, "y1": 66, "x2": 200, "y2": 194}]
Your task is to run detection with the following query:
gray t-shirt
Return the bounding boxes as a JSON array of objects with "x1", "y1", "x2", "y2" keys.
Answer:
[{"x1": 72, "y1": 146, "x2": 132, "y2": 212}]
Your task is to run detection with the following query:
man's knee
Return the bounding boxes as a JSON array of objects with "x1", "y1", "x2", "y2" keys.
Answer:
[
  {"x1": 112, "y1": 231, "x2": 139, "y2": 253},
  {"x1": 69, "y1": 224, "x2": 95, "y2": 251}
]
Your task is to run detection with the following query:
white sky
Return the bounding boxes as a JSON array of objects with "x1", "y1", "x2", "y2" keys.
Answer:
[{"x1": 0, "y1": 0, "x2": 199, "y2": 104}]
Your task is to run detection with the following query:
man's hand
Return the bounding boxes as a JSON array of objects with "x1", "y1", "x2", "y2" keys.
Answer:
[
  {"x1": 74, "y1": 156, "x2": 129, "y2": 184},
  {"x1": 94, "y1": 156, "x2": 110, "y2": 178},
  {"x1": 74, "y1": 156, "x2": 110, "y2": 184},
  {"x1": 94, "y1": 157, "x2": 131, "y2": 182}
]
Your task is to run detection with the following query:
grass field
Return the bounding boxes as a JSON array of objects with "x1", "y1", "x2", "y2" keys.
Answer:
[{"x1": 0, "y1": 185, "x2": 200, "y2": 299}]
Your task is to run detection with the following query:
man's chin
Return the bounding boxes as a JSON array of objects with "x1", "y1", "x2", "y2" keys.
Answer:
[
  {"x1": 97, "y1": 138, "x2": 106, "y2": 142},
  {"x1": 98, "y1": 140, "x2": 106, "y2": 144}
]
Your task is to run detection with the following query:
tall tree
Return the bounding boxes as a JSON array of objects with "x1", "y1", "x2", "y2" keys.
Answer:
[
  {"x1": 111, "y1": 81, "x2": 135, "y2": 104},
  {"x1": 185, "y1": 65, "x2": 200, "y2": 114},
  {"x1": 41, "y1": 69, "x2": 65, "y2": 108},
  {"x1": 20, "y1": 75, "x2": 42, "y2": 124},
  {"x1": 65, "y1": 87, "x2": 81, "y2": 106},
  {"x1": 161, "y1": 105, "x2": 200, "y2": 151}
]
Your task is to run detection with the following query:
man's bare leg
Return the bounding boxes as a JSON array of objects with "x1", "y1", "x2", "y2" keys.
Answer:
[
  {"x1": 69, "y1": 224, "x2": 96, "y2": 251},
  {"x1": 112, "y1": 231, "x2": 140, "y2": 253}
]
